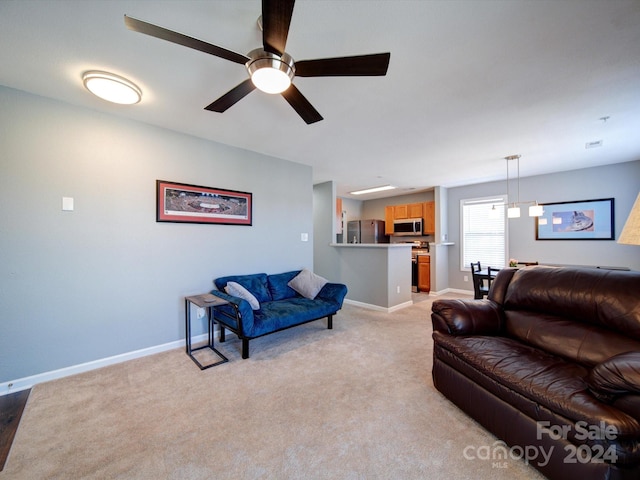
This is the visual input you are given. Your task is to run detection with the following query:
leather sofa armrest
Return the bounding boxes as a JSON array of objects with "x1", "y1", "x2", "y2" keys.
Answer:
[
  {"x1": 587, "y1": 352, "x2": 640, "y2": 403},
  {"x1": 431, "y1": 298, "x2": 504, "y2": 336}
]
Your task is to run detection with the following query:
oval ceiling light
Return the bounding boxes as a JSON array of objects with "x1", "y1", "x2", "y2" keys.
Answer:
[
  {"x1": 246, "y1": 49, "x2": 294, "y2": 94},
  {"x1": 82, "y1": 71, "x2": 142, "y2": 104}
]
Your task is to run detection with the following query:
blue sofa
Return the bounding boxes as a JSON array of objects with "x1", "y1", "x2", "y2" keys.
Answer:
[{"x1": 210, "y1": 270, "x2": 348, "y2": 359}]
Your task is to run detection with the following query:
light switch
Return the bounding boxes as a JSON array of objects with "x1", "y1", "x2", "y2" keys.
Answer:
[{"x1": 62, "y1": 197, "x2": 74, "y2": 211}]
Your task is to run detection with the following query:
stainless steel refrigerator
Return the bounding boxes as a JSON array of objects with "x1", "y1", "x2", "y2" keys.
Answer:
[{"x1": 346, "y1": 219, "x2": 388, "y2": 244}]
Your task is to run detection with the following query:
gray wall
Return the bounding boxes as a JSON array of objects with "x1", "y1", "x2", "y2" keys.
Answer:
[
  {"x1": 447, "y1": 160, "x2": 640, "y2": 290},
  {"x1": 0, "y1": 86, "x2": 313, "y2": 383}
]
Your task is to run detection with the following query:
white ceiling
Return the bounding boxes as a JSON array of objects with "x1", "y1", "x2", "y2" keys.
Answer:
[{"x1": 1, "y1": 0, "x2": 639, "y2": 199}]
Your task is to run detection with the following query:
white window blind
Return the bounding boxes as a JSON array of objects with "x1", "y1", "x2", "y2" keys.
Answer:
[{"x1": 461, "y1": 196, "x2": 507, "y2": 270}]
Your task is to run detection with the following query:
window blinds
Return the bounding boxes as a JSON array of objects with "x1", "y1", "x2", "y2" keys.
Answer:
[{"x1": 461, "y1": 196, "x2": 507, "y2": 270}]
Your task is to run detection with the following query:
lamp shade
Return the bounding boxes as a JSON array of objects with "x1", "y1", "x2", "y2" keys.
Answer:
[{"x1": 618, "y1": 192, "x2": 640, "y2": 245}]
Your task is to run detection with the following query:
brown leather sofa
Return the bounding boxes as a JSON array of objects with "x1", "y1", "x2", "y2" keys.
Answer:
[{"x1": 431, "y1": 266, "x2": 640, "y2": 480}]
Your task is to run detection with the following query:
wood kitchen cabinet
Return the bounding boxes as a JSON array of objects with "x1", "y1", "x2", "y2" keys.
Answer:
[
  {"x1": 417, "y1": 255, "x2": 430, "y2": 292},
  {"x1": 408, "y1": 202, "x2": 423, "y2": 219},
  {"x1": 385, "y1": 206, "x2": 395, "y2": 235},
  {"x1": 394, "y1": 204, "x2": 408, "y2": 219},
  {"x1": 385, "y1": 200, "x2": 435, "y2": 235},
  {"x1": 423, "y1": 201, "x2": 435, "y2": 234}
]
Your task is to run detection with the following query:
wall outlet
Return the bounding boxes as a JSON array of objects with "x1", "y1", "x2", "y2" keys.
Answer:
[
  {"x1": 301, "y1": 232, "x2": 309, "y2": 242},
  {"x1": 196, "y1": 307, "x2": 205, "y2": 319},
  {"x1": 62, "y1": 197, "x2": 74, "y2": 211},
  {"x1": 463, "y1": 275, "x2": 469, "y2": 282},
  {"x1": 396, "y1": 285, "x2": 400, "y2": 293}
]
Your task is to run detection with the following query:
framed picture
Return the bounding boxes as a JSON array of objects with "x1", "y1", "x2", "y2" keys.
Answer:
[
  {"x1": 535, "y1": 198, "x2": 614, "y2": 240},
  {"x1": 156, "y1": 180, "x2": 252, "y2": 226}
]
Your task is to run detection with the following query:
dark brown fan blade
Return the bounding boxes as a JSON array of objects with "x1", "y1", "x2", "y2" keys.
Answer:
[
  {"x1": 281, "y1": 85, "x2": 323, "y2": 124},
  {"x1": 204, "y1": 79, "x2": 256, "y2": 112},
  {"x1": 262, "y1": 0, "x2": 295, "y2": 55},
  {"x1": 295, "y1": 52, "x2": 390, "y2": 77},
  {"x1": 124, "y1": 15, "x2": 249, "y2": 65}
]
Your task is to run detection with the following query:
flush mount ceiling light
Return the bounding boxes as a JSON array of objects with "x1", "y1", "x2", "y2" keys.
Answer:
[
  {"x1": 350, "y1": 185, "x2": 396, "y2": 195},
  {"x1": 504, "y1": 155, "x2": 542, "y2": 218},
  {"x1": 82, "y1": 71, "x2": 142, "y2": 104},
  {"x1": 246, "y1": 49, "x2": 295, "y2": 94}
]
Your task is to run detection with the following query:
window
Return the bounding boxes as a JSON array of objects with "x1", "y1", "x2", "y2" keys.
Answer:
[{"x1": 460, "y1": 195, "x2": 507, "y2": 270}]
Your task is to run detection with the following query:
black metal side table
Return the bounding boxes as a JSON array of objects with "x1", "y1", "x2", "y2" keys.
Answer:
[{"x1": 185, "y1": 293, "x2": 229, "y2": 369}]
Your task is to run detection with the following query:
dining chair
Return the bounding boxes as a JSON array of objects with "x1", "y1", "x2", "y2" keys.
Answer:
[
  {"x1": 486, "y1": 267, "x2": 501, "y2": 292},
  {"x1": 470, "y1": 262, "x2": 486, "y2": 299}
]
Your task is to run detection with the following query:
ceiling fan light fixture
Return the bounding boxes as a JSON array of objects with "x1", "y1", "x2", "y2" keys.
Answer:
[
  {"x1": 82, "y1": 71, "x2": 141, "y2": 104},
  {"x1": 246, "y1": 49, "x2": 295, "y2": 94}
]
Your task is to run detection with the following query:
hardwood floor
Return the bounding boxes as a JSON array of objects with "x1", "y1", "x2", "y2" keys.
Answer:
[{"x1": 0, "y1": 389, "x2": 30, "y2": 471}]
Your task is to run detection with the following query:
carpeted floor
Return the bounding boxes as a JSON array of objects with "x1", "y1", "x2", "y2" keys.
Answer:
[{"x1": 0, "y1": 295, "x2": 545, "y2": 479}]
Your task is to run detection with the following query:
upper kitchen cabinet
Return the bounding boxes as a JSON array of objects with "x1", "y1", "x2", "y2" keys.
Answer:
[
  {"x1": 423, "y1": 201, "x2": 435, "y2": 234},
  {"x1": 385, "y1": 206, "x2": 395, "y2": 235},
  {"x1": 394, "y1": 204, "x2": 408, "y2": 219},
  {"x1": 408, "y1": 202, "x2": 423, "y2": 219},
  {"x1": 385, "y1": 200, "x2": 435, "y2": 236}
]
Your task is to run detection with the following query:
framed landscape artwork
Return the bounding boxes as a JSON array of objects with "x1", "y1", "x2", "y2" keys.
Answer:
[
  {"x1": 535, "y1": 198, "x2": 614, "y2": 240},
  {"x1": 156, "y1": 180, "x2": 252, "y2": 226}
]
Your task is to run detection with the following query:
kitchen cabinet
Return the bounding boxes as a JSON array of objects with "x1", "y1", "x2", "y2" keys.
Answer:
[
  {"x1": 417, "y1": 255, "x2": 430, "y2": 292},
  {"x1": 336, "y1": 197, "x2": 343, "y2": 234},
  {"x1": 385, "y1": 206, "x2": 394, "y2": 235},
  {"x1": 385, "y1": 200, "x2": 435, "y2": 235},
  {"x1": 394, "y1": 204, "x2": 408, "y2": 219},
  {"x1": 423, "y1": 201, "x2": 435, "y2": 234},
  {"x1": 408, "y1": 202, "x2": 423, "y2": 219}
]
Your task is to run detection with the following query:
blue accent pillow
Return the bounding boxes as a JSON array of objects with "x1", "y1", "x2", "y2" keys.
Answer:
[
  {"x1": 267, "y1": 270, "x2": 301, "y2": 301},
  {"x1": 214, "y1": 273, "x2": 272, "y2": 302}
]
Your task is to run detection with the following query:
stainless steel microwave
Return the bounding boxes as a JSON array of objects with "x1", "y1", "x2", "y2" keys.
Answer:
[{"x1": 393, "y1": 218, "x2": 423, "y2": 236}]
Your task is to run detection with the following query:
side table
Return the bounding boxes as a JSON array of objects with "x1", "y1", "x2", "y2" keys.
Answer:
[{"x1": 185, "y1": 293, "x2": 229, "y2": 369}]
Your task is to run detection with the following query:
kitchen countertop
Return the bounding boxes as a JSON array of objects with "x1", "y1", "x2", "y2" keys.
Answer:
[{"x1": 330, "y1": 243, "x2": 411, "y2": 248}]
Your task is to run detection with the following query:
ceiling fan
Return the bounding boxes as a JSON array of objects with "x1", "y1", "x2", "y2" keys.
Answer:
[{"x1": 124, "y1": 0, "x2": 390, "y2": 124}]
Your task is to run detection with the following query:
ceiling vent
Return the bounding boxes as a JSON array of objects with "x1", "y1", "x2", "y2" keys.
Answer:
[{"x1": 585, "y1": 140, "x2": 603, "y2": 149}]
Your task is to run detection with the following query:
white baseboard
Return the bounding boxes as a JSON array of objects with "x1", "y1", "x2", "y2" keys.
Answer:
[
  {"x1": 435, "y1": 287, "x2": 474, "y2": 296},
  {"x1": 0, "y1": 333, "x2": 210, "y2": 397},
  {"x1": 344, "y1": 298, "x2": 414, "y2": 313}
]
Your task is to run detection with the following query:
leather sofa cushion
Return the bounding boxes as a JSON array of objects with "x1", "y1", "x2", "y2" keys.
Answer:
[
  {"x1": 505, "y1": 310, "x2": 640, "y2": 367},
  {"x1": 503, "y1": 267, "x2": 640, "y2": 340},
  {"x1": 433, "y1": 331, "x2": 640, "y2": 439}
]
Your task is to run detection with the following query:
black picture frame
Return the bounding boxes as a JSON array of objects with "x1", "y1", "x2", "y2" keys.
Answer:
[{"x1": 535, "y1": 198, "x2": 614, "y2": 240}]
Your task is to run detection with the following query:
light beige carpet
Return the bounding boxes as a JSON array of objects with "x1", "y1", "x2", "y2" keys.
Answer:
[{"x1": 1, "y1": 295, "x2": 545, "y2": 479}]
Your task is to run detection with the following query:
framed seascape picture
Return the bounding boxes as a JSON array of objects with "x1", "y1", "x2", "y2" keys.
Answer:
[
  {"x1": 535, "y1": 198, "x2": 614, "y2": 240},
  {"x1": 156, "y1": 180, "x2": 252, "y2": 226}
]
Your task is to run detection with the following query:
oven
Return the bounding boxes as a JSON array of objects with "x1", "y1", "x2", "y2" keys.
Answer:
[{"x1": 411, "y1": 243, "x2": 429, "y2": 291}]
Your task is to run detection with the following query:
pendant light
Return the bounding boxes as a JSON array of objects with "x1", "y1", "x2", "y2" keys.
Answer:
[{"x1": 504, "y1": 155, "x2": 542, "y2": 218}]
